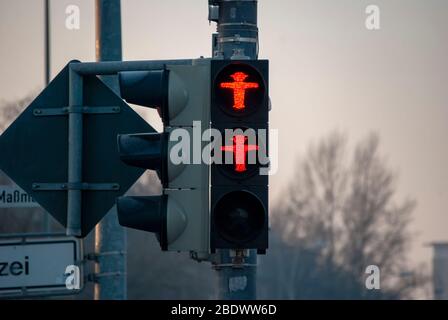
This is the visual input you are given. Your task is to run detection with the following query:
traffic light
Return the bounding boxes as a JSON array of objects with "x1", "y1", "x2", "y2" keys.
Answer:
[
  {"x1": 115, "y1": 59, "x2": 269, "y2": 255},
  {"x1": 116, "y1": 60, "x2": 211, "y2": 254},
  {"x1": 210, "y1": 60, "x2": 269, "y2": 254}
]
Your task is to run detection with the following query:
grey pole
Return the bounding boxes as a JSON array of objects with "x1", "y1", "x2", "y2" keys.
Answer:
[
  {"x1": 44, "y1": 0, "x2": 50, "y2": 86},
  {"x1": 43, "y1": 0, "x2": 51, "y2": 232},
  {"x1": 66, "y1": 66, "x2": 83, "y2": 237},
  {"x1": 94, "y1": 0, "x2": 127, "y2": 300},
  {"x1": 209, "y1": 0, "x2": 259, "y2": 300}
]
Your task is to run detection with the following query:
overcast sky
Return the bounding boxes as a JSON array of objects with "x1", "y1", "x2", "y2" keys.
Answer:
[{"x1": 0, "y1": 0, "x2": 447, "y2": 267}]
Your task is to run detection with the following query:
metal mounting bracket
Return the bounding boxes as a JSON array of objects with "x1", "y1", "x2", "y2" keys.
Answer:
[
  {"x1": 32, "y1": 182, "x2": 120, "y2": 191},
  {"x1": 87, "y1": 272, "x2": 125, "y2": 283},
  {"x1": 33, "y1": 106, "x2": 121, "y2": 117}
]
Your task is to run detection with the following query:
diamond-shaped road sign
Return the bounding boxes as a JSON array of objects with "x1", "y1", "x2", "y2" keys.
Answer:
[{"x1": 0, "y1": 63, "x2": 154, "y2": 237}]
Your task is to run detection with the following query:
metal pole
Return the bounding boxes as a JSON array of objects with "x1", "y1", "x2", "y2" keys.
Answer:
[
  {"x1": 210, "y1": 0, "x2": 259, "y2": 60},
  {"x1": 43, "y1": 0, "x2": 51, "y2": 232},
  {"x1": 44, "y1": 0, "x2": 50, "y2": 85},
  {"x1": 209, "y1": 0, "x2": 259, "y2": 300},
  {"x1": 70, "y1": 59, "x2": 193, "y2": 76},
  {"x1": 94, "y1": 0, "x2": 127, "y2": 300},
  {"x1": 66, "y1": 66, "x2": 83, "y2": 237}
]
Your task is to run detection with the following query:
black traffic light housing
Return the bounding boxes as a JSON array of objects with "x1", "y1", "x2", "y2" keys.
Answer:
[
  {"x1": 117, "y1": 132, "x2": 169, "y2": 186},
  {"x1": 117, "y1": 195, "x2": 169, "y2": 250},
  {"x1": 211, "y1": 60, "x2": 269, "y2": 124},
  {"x1": 119, "y1": 70, "x2": 170, "y2": 124},
  {"x1": 210, "y1": 60, "x2": 269, "y2": 254}
]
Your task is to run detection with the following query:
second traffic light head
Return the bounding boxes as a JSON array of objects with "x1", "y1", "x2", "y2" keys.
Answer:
[{"x1": 117, "y1": 132, "x2": 168, "y2": 184}]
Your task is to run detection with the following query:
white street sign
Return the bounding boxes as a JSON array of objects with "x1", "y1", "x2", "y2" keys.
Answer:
[
  {"x1": 0, "y1": 185, "x2": 40, "y2": 208},
  {"x1": 0, "y1": 235, "x2": 83, "y2": 297}
]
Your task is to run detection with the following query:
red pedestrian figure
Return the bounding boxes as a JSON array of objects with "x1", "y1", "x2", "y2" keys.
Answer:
[
  {"x1": 220, "y1": 72, "x2": 259, "y2": 110},
  {"x1": 221, "y1": 135, "x2": 259, "y2": 172}
]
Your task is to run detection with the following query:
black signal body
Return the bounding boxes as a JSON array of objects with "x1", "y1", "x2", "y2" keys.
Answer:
[
  {"x1": 211, "y1": 60, "x2": 268, "y2": 123},
  {"x1": 117, "y1": 195, "x2": 169, "y2": 250},
  {"x1": 210, "y1": 60, "x2": 269, "y2": 254},
  {"x1": 119, "y1": 70, "x2": 170, "y2": 124}
]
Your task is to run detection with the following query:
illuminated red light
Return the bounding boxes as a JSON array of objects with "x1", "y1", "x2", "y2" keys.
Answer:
[
  {"x1": 220, "y1": 72, "x2": 259, "y2": 111},
  {"x1": 221, "y1": 135, "x2": 259, "y2": 172}
]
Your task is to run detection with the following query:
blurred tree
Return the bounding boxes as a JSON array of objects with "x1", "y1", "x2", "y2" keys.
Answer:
[{"x1": 264, "y1": 131, "x2": 425, "y2": 299}]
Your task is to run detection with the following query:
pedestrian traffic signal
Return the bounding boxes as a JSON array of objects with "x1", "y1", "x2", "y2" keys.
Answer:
[
  {"x1": 115, "y1": 59, "x2": 269, "y2": 255},
  {"x1": 210, "y1": 60, "x2": 269, "y2": 254},
  {"x1": 116, "y1": 60, "x2": 211, "y2": 253},
  {"x1": 220, "y1": 72, "x2": 259, "y2": 110},
  {"x1": 212, "y1": 62, "x2": 268, "y2": 122}
]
